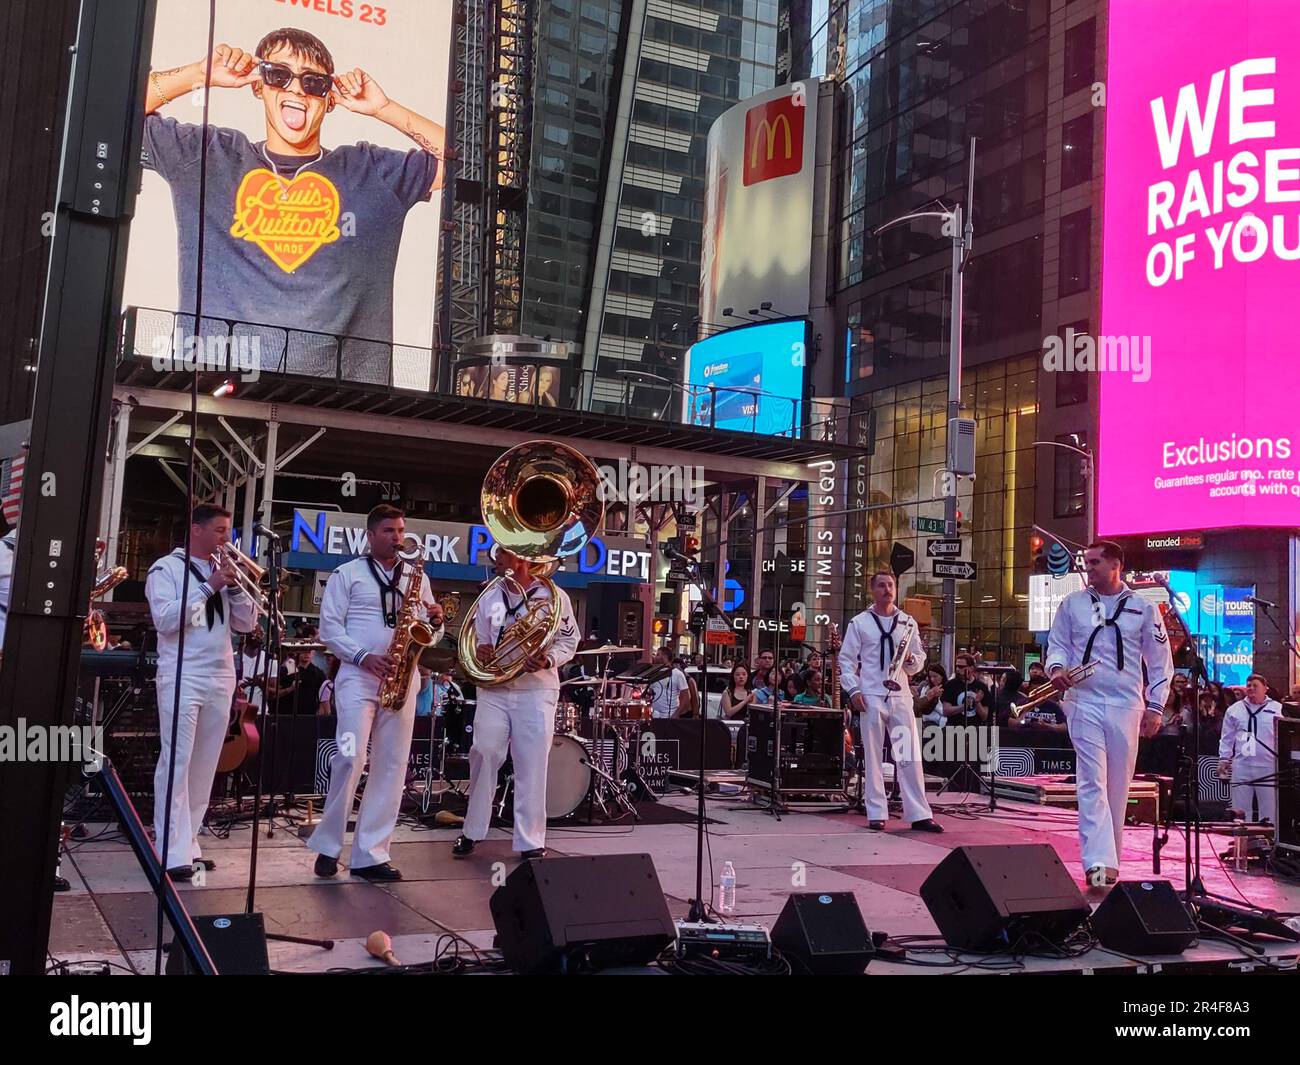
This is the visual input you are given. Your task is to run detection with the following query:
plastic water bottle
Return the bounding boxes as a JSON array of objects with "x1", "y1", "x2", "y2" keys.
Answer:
[{"x1": 719, "y1": 861, "x2": 737, "y2": 915}]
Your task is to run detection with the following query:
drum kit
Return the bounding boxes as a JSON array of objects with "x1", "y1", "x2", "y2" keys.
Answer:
[{"x1": 408, "y1": 644, "x2": 655, "y2": 824}]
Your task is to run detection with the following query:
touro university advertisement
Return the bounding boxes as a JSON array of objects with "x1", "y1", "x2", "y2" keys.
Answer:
[
  {"x1": 1098, "y1": 0, "x2": 1300, "y2": 535},
  {"x1": 123, "y1": 0, "x2": 452, "y2": 366}
]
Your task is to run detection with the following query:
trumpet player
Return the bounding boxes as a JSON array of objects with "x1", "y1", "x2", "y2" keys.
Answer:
[
  {"x1": 310, "y1": 505, "x2": 443, "y2": 881},
  {"x1": 1045, "y1": 541, "x2": 1172, "y2": 888},
  {"x1": 452, "y1": 546, "x2": 579, "y2": 860},
  {"x1": 838, "y1": 571, "x2": 944, "y2": 834},
  {"x1": 145, "y1": 504, "x2": 257, "y2": 879}
]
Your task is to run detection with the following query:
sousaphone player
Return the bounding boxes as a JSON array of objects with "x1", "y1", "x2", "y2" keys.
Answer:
[{"x1": 452, "y1": 442, "x2": 600, "y2": 860}]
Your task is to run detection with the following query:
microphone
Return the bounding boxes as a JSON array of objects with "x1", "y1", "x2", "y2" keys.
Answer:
[
  {"x1": 1246, "y1": 594, "x2": 1276, "y2": 610},
  {"x1": 253, "y1": 521, "x2": 281, "y2": 542}
]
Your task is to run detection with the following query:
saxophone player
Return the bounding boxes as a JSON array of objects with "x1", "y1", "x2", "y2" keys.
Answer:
[
  {"x1": 838, "y1": 571, "x2": 944, "y2": 833},
  {"x1": 310, "y1": 505, "x2": 443, "y2": 881},
  {"x1": 452, "y1": 546, "x2": 579, "y2": 860}
]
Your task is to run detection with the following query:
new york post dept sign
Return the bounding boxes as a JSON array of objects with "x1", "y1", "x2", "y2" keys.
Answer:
[{"x1": 290, "y1": 509, "x2": 651, "y2": 581}]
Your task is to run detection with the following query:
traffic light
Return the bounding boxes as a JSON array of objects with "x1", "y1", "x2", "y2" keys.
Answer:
[
  {"x1": 683, "y1": 533, "x2": 700, "y2": 555},
  {"x1": 1030, "y1": 533, "x2": 1047, "y2": 575}
]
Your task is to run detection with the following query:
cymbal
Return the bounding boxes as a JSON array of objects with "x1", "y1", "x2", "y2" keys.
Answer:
[
  {"x1": 561, "y1": 678, "x2": 604, "y2": 687},
  {"x1": 575, "y1": 644, "x2": 643, "y2": 656}
]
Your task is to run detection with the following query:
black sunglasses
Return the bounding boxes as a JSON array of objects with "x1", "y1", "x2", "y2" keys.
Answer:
[{"x1": 257, "y1": 60, "x2": 333, "y2": 98}]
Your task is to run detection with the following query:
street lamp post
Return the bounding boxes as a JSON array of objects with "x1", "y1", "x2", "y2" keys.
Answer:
[
  {"x1": 1032, "y1": 438, "x2": 1094, "y2": 543},
  {"x1": 874, "y1": 142, "x2": 975, "y2": 671}
]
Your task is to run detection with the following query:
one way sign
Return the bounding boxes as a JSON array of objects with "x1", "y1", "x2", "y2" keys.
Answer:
[
  {"x1": 932, "y1": 560, "x2": 977, "y2": 580},
  {"x1": 926, "y1": 538, "x2": 962, "y2": 558}
]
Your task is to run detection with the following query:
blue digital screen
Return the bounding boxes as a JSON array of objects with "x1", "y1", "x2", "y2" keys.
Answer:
[
  {"x1": 1220, "y1": 586, "x2": 1255, "y2": 635},
  {"x1": 684, "y1": 319, "x2": 807, "y2": 436}
]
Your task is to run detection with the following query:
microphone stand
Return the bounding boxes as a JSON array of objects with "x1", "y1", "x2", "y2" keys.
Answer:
[
  {"x1": 672, "y1": 552, "x2": 724, "y2": 924},
  {"x1": 244, "y1": 532, "x2": 332, "y2": 951}
]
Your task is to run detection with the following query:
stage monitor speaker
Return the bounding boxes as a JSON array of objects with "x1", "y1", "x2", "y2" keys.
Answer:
[
  {"x1": 1277, "y1": 718, "x2": 1299, "y2": 850},
  {"x1": 919, "y1": 844, "x2": 1089, "y2": 952},
  {"x1": 1090, "y1": 880, "x2": 1197, "y2": 955},
  {"x1": 165, "y1": 913, "x2": 270, "y2": 975},
  {"x1": 489, "y1": 854, "x2": 675, "y2": 974},
  {"x1": 771, "y1": 892, "x2": 874, "y2": 975}
]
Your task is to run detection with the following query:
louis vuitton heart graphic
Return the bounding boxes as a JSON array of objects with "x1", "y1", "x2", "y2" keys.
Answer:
[{"x1": 229, "y1": 168, "x2": 342, "y2": 273}]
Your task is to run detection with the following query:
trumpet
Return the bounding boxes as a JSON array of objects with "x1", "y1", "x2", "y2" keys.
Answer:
[
  {"x1": 215, "y1": 542, "x2": 285, "y2": 630},
  {"x1": 883, "y1": 615, "x2": 918, "y2": 692},
  {"x1": 1010, "y1": 661, "x2": 1098, "y2": 718}
]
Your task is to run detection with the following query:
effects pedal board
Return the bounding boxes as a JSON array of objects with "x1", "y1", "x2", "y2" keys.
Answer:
[{"x1": 675, "y1": 920, "x2": 772, "y2": 960}]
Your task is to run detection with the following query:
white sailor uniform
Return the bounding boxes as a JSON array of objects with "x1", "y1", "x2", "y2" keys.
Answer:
[
  {"x1": 0, "y1": 529, "x2": 14, "y2": 649},
  {"x1": 838, "y1": 608, "x2": 932, "y2": 823},
  {"x1": 462, "y1": 579, "x2": 580, "y2": 853},
  {"x1": 146, "y1": 549, "x2": 257, "y2": 868},
  {"x1": 311, "y1": 555, "x2": 443, "y2": 870},
  {"x1": 1220, "y1": 697, "x2": 1282, "y2": 824},
  {"x1": 1045, "y1": 584, "x2": 1173, "y2": 873}
]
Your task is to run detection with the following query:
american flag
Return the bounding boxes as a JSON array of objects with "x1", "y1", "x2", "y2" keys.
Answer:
[{"x1": 1, "y1": 452, "x2": 24, "y2": 526}]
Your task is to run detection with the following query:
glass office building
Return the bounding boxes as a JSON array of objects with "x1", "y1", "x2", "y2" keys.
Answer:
[
  {"x1": 789, "y1": 0, "x2": 1102, "y2": 657},
  {"x1": 521, "y1": 0, "x2": 781, "y2": 417}
]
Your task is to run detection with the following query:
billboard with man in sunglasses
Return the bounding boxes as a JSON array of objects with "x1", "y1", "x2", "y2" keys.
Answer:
[{"x1": 123, "y1": 0, "x2": 451, "y2": 372}]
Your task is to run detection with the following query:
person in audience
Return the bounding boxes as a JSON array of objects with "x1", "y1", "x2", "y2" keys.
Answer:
[
  {"x1": 992, "y1": 669, "x2": 1028, "y2": 727},
  {"x1": 941, "y1": 653, "x2": 991, "y2": 723},
  {"x1": 722, "y1": 663, "x2": 755, "y2": 719},
  {"x1": 780, "y1": 675, "x2": 804, "y2": 704},
  {"x1": 913, "y1": 666, "x2": 948, "y2": 727},
  {"x1": 752, "y1": 665, "x2": 778, "y2": 705},
  {"x1": 793, "y1": 668, "x2": 829, "y2": 706},
  {"x1": 1160, "y1": 672, "x2": 1193, "y2": 735}
]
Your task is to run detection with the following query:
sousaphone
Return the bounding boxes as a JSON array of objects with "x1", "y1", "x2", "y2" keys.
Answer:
[{"x1": 457, "y1": 440, "x2": 604, "y2": 686}]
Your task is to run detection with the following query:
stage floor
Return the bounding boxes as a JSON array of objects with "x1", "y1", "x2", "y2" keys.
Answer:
[{"x1": 51, "y1": 789, "x2": 1300, "y2": 975}]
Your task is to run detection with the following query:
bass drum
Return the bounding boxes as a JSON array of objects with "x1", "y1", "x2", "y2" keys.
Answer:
[
  {"x1": 496, "y1": 734, "x2": 593, "y2": 821},
  {"x1": 545, "y1": 735, "x2": 593, "y2": 819}
]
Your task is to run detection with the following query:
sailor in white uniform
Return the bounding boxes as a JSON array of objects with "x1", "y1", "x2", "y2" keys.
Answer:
[
  {"x1": 838, "y1": 570, "x2": 944, "y2": 833},
  {"x1": 311, "y1": 504, "x2": 443, "y2": 881},
  {"x1": 1046, "y1": 540, "x2": 1173, "y2": 886},
  {"x1": 453, "y1": 547, "x2": 579, "y2": 859},
  {"x1": 145, "y1": 504, "x2": 257, "y2": 879},
  {"x1": 0, "y1": 525, "x2": 14, "y2": 653},
  {"x1": 1219, "y1": 674, "x2": 1282, "y2": 825}
]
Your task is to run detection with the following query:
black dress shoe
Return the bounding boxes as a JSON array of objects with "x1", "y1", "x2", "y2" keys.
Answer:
[
  {"x1": 166, "y1": 864, "x2": 194, "y2": 881},
  {"x1": 520, "y1": 848, "x2": 547, "y2": 859},
  {"x1": 196, "y1": 858, "x2": 216, "y2": 871},
  {"x1": 53, "y1": 875, "x2": 71, "y2": 892},
  {"x1": 451, "y1": 835, "x2": 475, "y2": 858},
  {"x1": 910, "y1": 818, "x2": 945, "y2": 833},
  {"x1": 314, "y1": 854, "x2": 338, "y2": 878},
  {"x1": 867, "y1": 820, "x2": 886, "y2": 831},
  {"x1": 350, "y1": 862, "x2": 403, "y2": 882}
]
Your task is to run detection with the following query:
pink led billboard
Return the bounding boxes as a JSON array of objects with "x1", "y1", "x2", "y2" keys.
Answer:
[{"x1": 1098, "y1": 0, "x2": 1300, "y2": 535}]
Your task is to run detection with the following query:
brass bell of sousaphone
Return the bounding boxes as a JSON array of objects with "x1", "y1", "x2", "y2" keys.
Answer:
[{"x1": 457, "y1": 440, "x2": 604, "y2": 686}]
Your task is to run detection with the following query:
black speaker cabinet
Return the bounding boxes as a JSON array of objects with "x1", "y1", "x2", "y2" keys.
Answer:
[
  {"x1": 1277, "y1": 718, "x2": 1299, "y2": 850},
  {"x1": 489, "y1": 854, "x2": 675, "y2": 974},
  {"x1": 920, "y1": 844, "x2": 1089, "y2": 952},
  {"x1": 1091, "y1": 880, "x2": 1197, "y2": 955},
  {"x1": 771, "y1": 892, "x2": 874, "y2": 975},
  {"x1": 165, "y1": 913, "x2": 270, "y2": 975}
]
